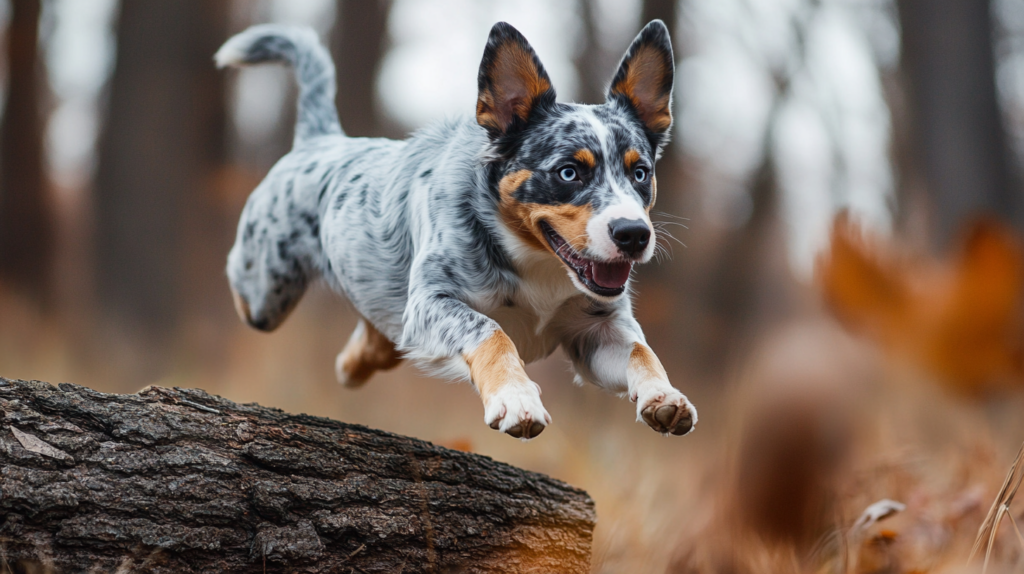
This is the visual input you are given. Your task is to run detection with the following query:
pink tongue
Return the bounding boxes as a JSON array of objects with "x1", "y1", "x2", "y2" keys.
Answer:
[{"x1": 592, "y1": 261, "x2": 633, "y2": 289}]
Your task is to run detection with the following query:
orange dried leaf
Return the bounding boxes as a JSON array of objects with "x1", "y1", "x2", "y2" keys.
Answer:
[{"x1": 817, "y1": 215, "x2": 1024, "y2": 392}]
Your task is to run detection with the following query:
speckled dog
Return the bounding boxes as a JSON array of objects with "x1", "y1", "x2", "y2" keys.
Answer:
[{"x1": 216, "y1": 20, "x2": 697, "y2": 440}]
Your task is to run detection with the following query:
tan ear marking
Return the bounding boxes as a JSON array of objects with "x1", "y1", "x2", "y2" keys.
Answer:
[
  {"x1": 477, "y1": 40, "x2": 552, "y2": 133},
  {"x1": 611, "y1": 44, "x2": 673, "y2": 133}
]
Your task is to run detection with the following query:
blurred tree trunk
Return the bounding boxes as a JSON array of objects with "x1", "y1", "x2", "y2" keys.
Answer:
[
  {"x1": 641, "y1": 0, "x2": 678, "y2": 32},
  {"x1": 0, "y1": 0, "x2": 53, "y2": 303},
  {"x1": 332, "y1": 0, "x2": 392, "y2": 138},
  {"x1": 94, "y1": 1, "x2": 229, "y2": 346},
  {"x1": 574, "y1": 0, "x2": 606, "y2": 105},
  {"x1": 685, "y1": 107, "x2": 794, "y2": 378},
  {"x1": 634, "y1": 0, "x2": 685, "y2": 347},
  {"x1": 897, "y1": 0, "x2": 1020, "y2": 248}
]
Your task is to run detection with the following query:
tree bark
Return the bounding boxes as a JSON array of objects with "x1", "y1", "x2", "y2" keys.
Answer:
[{"x1": 0, "y1": 378, "x2": 595, "y2": 573}]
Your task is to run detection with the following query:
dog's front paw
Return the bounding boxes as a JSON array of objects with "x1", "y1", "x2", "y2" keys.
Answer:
[
  {"x1": 484, "y1": 382, "x2": 551, "y2": 440},
  {"x1": 635, "y1": 389, "x2": 697, "y2": 436}
]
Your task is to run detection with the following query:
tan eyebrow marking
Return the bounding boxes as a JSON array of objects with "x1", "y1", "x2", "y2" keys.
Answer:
[
  {"x1": 573, "y1": 149, "x2": 596, "y2": 168},
  {"x1": 624, "y1": 149, "x2": 641, "y2": 169}
]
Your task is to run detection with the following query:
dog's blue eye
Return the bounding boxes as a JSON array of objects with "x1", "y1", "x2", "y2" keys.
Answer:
[
  {"x1": 559, "y1": 167, "x2": 577, "y2": 182},
  {"x1": 634, "y1": 167, "x2": 647, "y2": 182}
]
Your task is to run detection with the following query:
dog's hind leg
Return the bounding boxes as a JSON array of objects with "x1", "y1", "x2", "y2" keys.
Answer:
[
  {"x1": 227, "y1": 179, "x2": 319, "y2": 332},
  {"x1": 335, "y1": 318, "x2": 403, "y2": 387},
  {"x1": 219, "y1": 25, "x2": 343, "y2": 331}
]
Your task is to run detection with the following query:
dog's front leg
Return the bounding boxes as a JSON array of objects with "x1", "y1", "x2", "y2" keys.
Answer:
[
  {"x1": 565, "y1": 313, "x2": 697, "y2": 436},
  {"x1": 464, "y1": 328, "x2": 550, "y2": 439},
  {"x1": 402, "y1": 287, "x2": 550, "y2": 439},
  {"x1": 625, "y1": 341, "x2": 697, "y2": 435}
]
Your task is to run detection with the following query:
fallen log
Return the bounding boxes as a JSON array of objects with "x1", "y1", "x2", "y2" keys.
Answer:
[{"x1": 0, "y1": 378, "x2": 595, "y2": 573}]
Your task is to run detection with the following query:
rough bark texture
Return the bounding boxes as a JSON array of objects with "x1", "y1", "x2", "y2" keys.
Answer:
[{"x1": 0, "y1": 378, "x2": 595, "y2": 573}]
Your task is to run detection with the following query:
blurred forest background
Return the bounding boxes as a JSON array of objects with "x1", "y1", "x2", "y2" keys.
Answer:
[{"x1": 3, "y1": 0, "x2": 1024, "y2": 572}]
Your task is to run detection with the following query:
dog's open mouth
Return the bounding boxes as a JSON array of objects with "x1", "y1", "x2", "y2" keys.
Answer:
[{"x1": 540, "y1": 221, "x2": 632, "y2": 297}]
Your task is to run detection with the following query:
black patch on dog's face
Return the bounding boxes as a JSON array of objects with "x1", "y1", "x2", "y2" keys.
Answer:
[
  {"x1": 492, "y1": 103, "x2": 660, "y2": 299},
  {"x1": 503, "y1": 104, "x2": 657, "y2": 210}
]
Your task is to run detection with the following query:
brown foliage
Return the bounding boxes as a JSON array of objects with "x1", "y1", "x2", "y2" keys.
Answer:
[{"x1": 817, "y1": 214, "x2": 1024, "y2": 392}]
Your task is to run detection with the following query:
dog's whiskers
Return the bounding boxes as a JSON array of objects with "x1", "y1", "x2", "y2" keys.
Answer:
[
  {"x1": 653, "y1": 225, "x2": 687, "y2": 250},
  {"x1": 653, "y1": 221, "x2": 688, "y2": 230},
  {"x1": 653, "y1": 211, "x2": 689, "y2": 221}
]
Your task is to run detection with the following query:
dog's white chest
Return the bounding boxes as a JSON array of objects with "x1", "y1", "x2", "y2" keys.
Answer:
[{"x1": 483, "y1": 260, "x2": 580, "y2": 364}]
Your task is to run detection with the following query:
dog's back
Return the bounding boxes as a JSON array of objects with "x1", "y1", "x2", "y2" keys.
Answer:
[
  {"x1": 219, "y1": 26, "x2": 503, "y2": 341},
  {"x1": 219, "y1": 26, "x2": 407, "y2": 336},
  {"x1": 318, "y1": 119, "x2": 498, "y2": 342}
]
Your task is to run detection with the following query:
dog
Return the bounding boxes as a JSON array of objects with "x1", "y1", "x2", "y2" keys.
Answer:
[{"x1": 216, "y1": 19, "x2": 697, "y2": 440}]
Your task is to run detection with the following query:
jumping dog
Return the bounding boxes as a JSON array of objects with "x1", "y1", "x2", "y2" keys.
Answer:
[{"x1": 216, "y1": 20, "x2": 697, "y2": 440}]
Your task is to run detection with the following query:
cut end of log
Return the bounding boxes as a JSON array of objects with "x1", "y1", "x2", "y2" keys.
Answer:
[{"x1": 0, "y1": 377, "x2": 596, "y2": 573}]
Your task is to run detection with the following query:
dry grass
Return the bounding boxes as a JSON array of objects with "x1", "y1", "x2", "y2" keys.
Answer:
[{"x1": 970, "y1": 440, "x2": 1024, "y2": 573}]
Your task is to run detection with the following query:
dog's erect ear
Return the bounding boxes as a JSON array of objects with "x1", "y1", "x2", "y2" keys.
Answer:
[
  {"x1": 476, "y1": 22, "x2": 556, "y2": 137},
  {"x1": 608, "y1": 20, "x2": 675, "y2": 140}
]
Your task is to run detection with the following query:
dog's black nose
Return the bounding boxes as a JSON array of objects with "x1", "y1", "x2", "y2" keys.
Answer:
[{"x1": 609, "y1": 218, "x2": 651, "y2": 256}]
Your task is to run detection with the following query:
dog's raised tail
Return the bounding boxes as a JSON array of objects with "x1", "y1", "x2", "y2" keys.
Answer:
[{"x1": 216, "y1": 25, "x2": 343, "y2": 141}]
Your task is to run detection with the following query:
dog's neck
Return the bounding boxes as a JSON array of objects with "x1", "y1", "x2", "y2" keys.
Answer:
[{"x1": 492, "y1": 221, "x2": 581, "y2": 320}]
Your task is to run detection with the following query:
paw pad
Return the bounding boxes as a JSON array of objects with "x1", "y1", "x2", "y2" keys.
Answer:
[
  {"x1": 483, "y1": 383, "x2": 551, "y2": 441},
  {"x1": 638, "y1": 392, "x2": 697, "y2": 436},
  {"x1": 505, "y1": 421, "x2": 546, "y2": 439}
]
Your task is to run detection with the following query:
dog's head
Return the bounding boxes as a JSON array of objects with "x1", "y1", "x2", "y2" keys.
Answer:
[{"x1": 478, "y1": 21, "x2": 674, "y2": 300}]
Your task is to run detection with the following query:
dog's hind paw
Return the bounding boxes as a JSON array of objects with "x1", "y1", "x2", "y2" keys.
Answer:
[
  {"x1": 637, "y1": 390, "x2": 697, "y2": 436},
  {"x1": 335, "y1": 319, "x2": 403, "y2": 388},
  {"x1": 484, "y1": 382, "x2": 551, "y2": 440}
]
